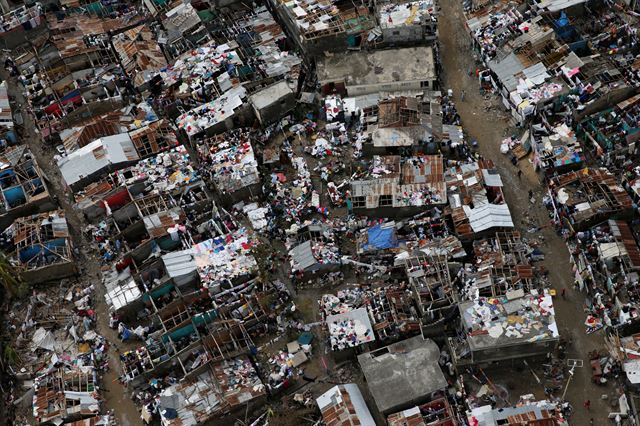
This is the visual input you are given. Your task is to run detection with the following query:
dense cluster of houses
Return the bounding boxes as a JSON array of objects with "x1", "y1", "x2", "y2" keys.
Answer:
[{"x1": 1, "y1": 0, "x2": 640, "y2": 424}]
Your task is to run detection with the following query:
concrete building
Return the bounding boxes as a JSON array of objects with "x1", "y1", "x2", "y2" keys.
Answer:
[
  {"x1": 317, "y1": 47, "x2": 437, "y2": 96},
  {"x1": 358, "y1": 335, "x2": 447, "y2": 415},
  {"x1": 376, "y1": 0, "x2": 438, "y2": 46},
  {"x1": 361, "y1": 96, "x2": 442, "y2": 156},
  {"x1": 316, "y1": 384, "x2": 376, "y2": 426},
  {"x1": 449, "y1": 290, "x2": 559, "y2": 365},
  {"x1": 249, "y1": 81, "x2": 297, "y2": 126},
  {"x1": 167, "y1": 9, "x2": 301, "y2": 137},
  {"x1": 196, "y1": 128, "x2": 263, "y2": 203}
]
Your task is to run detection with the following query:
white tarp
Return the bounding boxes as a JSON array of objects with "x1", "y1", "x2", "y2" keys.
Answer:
[{"x1": 31, "y1": 327, "x2": 57, "y2": 352}]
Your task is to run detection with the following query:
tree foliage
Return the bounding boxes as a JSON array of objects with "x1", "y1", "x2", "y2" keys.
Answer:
[{"x1": 0, "y1": 253, "x2": 26, "y2": 299}]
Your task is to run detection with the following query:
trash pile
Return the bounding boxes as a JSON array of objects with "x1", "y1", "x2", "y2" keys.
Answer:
[{"x1": 4, "y1": 284, "x2": 114, "y2": 426}]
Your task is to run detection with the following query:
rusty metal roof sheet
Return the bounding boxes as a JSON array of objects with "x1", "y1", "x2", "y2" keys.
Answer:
[
  {"x1": 612, "y1": 220, "x2": 640, "y2": 270},
  {"x1": 46, "y1": 12, "x2": 134, "y2": 35}
]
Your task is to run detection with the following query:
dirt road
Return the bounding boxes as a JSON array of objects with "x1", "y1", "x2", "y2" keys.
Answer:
[
  {"x1": 438, "y1": 2, "x2": 614, "y2": 424},
  {"x1": 3, "y1": 73, "x2": 142, "y2": 425}
]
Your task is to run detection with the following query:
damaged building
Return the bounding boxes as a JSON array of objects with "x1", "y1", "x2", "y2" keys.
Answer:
[{"x1": 350, "y1": 155, "x2": 446, "y2": 216}]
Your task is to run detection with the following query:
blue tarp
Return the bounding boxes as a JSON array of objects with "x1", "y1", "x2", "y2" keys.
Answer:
[
  {"x1": 298, "y1": 332, "x2": 314, "y2": 345},
  {"x1": 362, "y1": 224, "x2": 397, "y2": 251},
  {"x1": 5, "y1": 131, "x2": 16, "y2": 144},
  {"x1": 569, "y1": 40, "x2": 588, "y2": 53},
  {"x1": 18, "y1": 238, "x2": 67, "y2": 263},
  {"x1": 556, "y1": 12, "x2": 569, "y2": 28},
  {"x1": 3, "y1": 186, "x2": 25, "y2": 207}
]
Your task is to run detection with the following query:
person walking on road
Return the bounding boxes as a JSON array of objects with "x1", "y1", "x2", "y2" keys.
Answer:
[
  {"x1": 517, "y1": 169, "x2": 523, "y2": 180},
  {"x1": 584, "y1": 400, "x2": 591, "y2": 410}
]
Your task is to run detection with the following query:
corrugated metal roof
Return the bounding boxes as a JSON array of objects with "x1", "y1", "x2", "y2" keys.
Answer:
[
  {"x1": 317, "y1": 384, "x2": 375, "y2": 426},
  {"x1": 58, "y1": 133, "x2": 139, "y2": 186},
  {"x1": 1, "y1": 145, "x2": 27, "y2": 167},
  {"x1": 402, "y1": 155, "x2": 443, "y2": 185},
  {"x1": 522, "y1": 62, "x2": 549, "y2": 82},
  {"x1": 617, "y1": 94, "x2": 640, "y2": 111},
  {"x1": 466, "y1": 203, "x2": 514, "y2": 233},
  {"x1": 0, "y1": 81, "x2": 13, "y2": 129},
  {"x1": 489, "y1": 52, "x2": 525, "y2": 92},
  {"x1": 143, "y1": 207, "x2": 185, "y2": 238},
  {"x1": 534, "y1": 0, "x2": 587, "y2": 13},
  {"x1": 162, "y1": 249, "x2": 198, "y2": 278},
  {"x1": 610, "y1": 220, "x2": 640, "y2": 270},
  {"x1": 562, "y1": 51, "x2": 585, "y2": 71},
  {"x1": 290, "y1": 240, "x2": 316, "y2": 271},
  {"x1": 481, "y1": 169, "x2": 503, "y2": 187},
  {"x1": 105, "y1": 279, "x2": 141, "y2": 311}
]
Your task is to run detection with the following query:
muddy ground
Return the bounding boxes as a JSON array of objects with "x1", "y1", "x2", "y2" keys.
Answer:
[{"x1": 438, "y1": 1, "x2": 617, "y2": 424}]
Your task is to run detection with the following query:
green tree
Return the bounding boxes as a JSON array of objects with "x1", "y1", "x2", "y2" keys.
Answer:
[
  {"x1": 0, "y1": 253, "x2": 25, "y2": 299},
  {"x1": 3, "y1": 344, "x2": 18, "y2": 366}
]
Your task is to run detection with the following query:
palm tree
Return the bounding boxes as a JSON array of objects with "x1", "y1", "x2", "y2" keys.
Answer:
[{"x1": 0, "y1": 253, "x2": 24, "y2": 299}]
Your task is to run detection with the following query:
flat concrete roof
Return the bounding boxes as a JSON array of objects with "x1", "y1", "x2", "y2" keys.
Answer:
[
  {"x1": 249, "y1": 80, "x2": 295, "y2": 110},
  {"x1": 459, "y1": 292, "x2": 559, "y2": 352},
  {"x1": 357, "y1": 335, "x2": 447, "y2": 414},
  {"x1": 317, "y1": 47, "x2": 436, "y2": 87}
]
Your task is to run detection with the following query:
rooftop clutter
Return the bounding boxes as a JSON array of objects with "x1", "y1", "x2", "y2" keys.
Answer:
[
  {"x1": 8, "y1": 0, "x2": 640, "y2": 424},
  {"x1": 378, "y1": 0, "x2": 437, "y2": 30},
  {"x1": 288, "y1": 224, "x2": 341, "y2": 275},
  {"x1": 0, "y1": 3, "x2": 43, "y2": 33},
  {"x1": 114, "y1": 145, "x2": 199, "y2": 192},
  {"x1": 270, "y1": 0, "x2": 375, "y2": 55},
  {"x1": 460, "y1": 291, "x2": 558, "y2": 346},
  {"x1": 193, "y1": 228, "x2": 259, "y2": 290},
  {"x1": 350, "y1": 155, "x2": 447, "y2": 211},
  {"x1": 196, "y1": 128, "x2": 262, "y2": 196}
]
